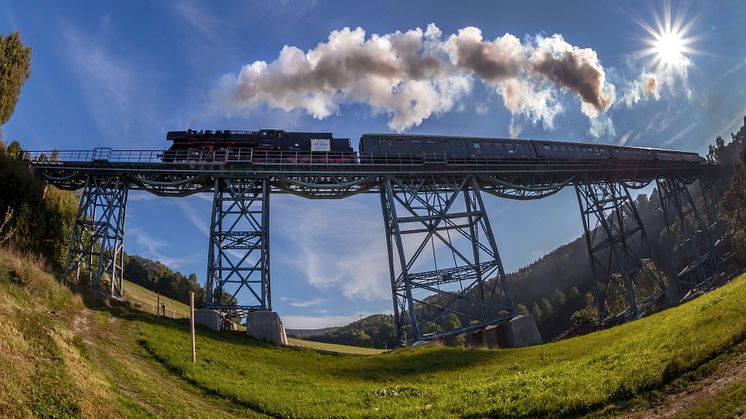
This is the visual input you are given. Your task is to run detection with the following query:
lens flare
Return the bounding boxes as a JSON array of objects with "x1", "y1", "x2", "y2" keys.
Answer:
[{"x1": 634, "y1": 1, "x2": 698, "y2": 71}]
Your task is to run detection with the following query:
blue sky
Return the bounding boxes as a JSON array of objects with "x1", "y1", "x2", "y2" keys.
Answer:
[{"x1": 3, "y1": 0, "x2": 746, "y2": 328}]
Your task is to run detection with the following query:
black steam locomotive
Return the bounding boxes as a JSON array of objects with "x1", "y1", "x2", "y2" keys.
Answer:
[
  {"x1": 163, "y1": 129, "x2": 355, "y2": 163},
  {"x1": 164, "y1": 129, "x2": 704, "y2": 165}
]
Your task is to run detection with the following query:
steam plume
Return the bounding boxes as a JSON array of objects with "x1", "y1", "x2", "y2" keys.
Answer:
[{"x1": 217, "y1": 24, "x2": 617, "y2": 132}]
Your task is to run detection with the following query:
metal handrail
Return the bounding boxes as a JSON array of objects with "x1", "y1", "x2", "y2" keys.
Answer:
[{"x1": 20, "y1": 147, "x2": 714, "y2": 173}]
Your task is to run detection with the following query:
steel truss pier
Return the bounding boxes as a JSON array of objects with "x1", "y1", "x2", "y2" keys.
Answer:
[
  {"x1": 65, "y1": 175, "x2": 128, "y2": 299},
  {"x1": 380, "y1": 175, "x2": 514, "y2": 343},
  {"x1": 205, "y1": 178, "x2": 271, "y2": 316},
  {"x1": 656, "y1": 177, "x2": 721, "y2": 297},
  {"x1": 575, "y1": 180, "x2": 665, "y2": 324}
]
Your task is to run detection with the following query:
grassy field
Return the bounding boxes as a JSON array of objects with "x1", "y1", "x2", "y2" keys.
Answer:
[
  {"x1": 119, "y1": 279, "x2": 380, "y2": 355},
  {"x1": 2, "y1": 245, "x2": 745, "y2": 417},
  {"x1": 287, "y1": 337, "x2": 384, "y2": 355},
  {"x1": 137, "y1": 273, "x2": 746, "y2": 417},
  {"x1": 121, "y1": 279, "x2": 190, "y2": 319}
]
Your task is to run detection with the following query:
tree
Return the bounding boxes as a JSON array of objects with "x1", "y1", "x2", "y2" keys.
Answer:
[
  {"x1": 721, "y1": 139, "x2": 746, "y2": 261},
  {"x1": 540, "y1": 297, "x2": 553, "y2": 316},
  {"x1": 516, "y1": 303, "x2": 529, "y2": 315},
  {"x1": 0, "y1": 32, "x2": 32, "y2": 136},
  {"x1": 6, "y1": 140, "x2": 21, "y2": 157},
  {"x1": 531, "y1": 302, "x2": 543, "y2": 323},
  {"x1": 551, "y1": 289, "x2": 567, "y2": 306}
]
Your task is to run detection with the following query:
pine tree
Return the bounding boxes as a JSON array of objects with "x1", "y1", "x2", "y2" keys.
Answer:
[{"x1": 0, "y1": 32, "x2": 32, "y2": 137}]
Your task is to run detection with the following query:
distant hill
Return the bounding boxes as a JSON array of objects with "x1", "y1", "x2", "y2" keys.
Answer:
[{"x1": 286, "y1": 327, "x2": 339, "y2": 338}]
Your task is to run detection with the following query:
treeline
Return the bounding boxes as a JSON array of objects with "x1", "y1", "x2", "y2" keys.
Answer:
[
  {"x1": 290, "y1": 314, "x2": 398, "y2": 349},
  {"x1": 304, "y1": 119, "x2": 745, "y2": 347},
  {"x1": 0, "y1": 140, "x2": 78, "y2": 270},
  {"x1": 0, "y1": 139, "x2": 208, "y2": 308},
  {"x1": 123, "y1": 254, "x2": 206, "y2": 308}
]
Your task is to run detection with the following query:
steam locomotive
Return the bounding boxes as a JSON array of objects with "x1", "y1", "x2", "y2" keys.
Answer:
[
  {"x1": 163, "y1": 129, "x2": 704, "y2": 165},
  {"x1": 163, "y1": 129, "x2": 356, "y2": 163}
]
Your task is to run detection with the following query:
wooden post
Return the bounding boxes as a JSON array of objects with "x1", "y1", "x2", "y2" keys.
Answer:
[
  {"x1": 156, "y1": 293, "x2": 160, "y2": 317},
  {"x1": 190, "y1": 291, "x2": 196, "y2": 363}
]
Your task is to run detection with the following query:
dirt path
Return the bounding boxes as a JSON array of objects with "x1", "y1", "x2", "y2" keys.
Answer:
[
  {"x1": 75, "y1": 308, "x2": 268, "y2": 418},
  {"x1": 630, "y1": 347, "x2": 746, "y2": 417}
]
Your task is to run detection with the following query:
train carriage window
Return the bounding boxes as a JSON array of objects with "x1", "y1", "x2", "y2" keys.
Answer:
[
  {"x1": 543, "y1": 145, "x2": 551, "y2": 150},
  {"x1": 472, "y1": 142, "x2": 481, "y2": 149}
]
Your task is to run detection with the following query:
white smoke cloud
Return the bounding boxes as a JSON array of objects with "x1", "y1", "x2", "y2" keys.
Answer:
[
  {"x1": 217, "y1": 24, "x2": 618, "y2": 132},
  {"x1": 621, "y1": 55, "x2": 692, "y2": 108}
]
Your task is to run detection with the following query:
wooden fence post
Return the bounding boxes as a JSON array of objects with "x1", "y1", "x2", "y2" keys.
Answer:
[{"x1": 190, "y1": 291, "x2": 196, "y2": 363}]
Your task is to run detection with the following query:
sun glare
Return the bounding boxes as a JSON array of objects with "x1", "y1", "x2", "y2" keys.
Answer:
[
  {"x1": 635, "y1": 2, "x2": 698, "y2": 71},
  {"x1": 654, "y1": 30, "x2": 685, "y2": 67}
]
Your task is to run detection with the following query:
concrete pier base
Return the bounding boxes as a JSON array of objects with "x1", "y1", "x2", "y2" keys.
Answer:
[
  {"x1": 195, "y1": 309, "x2": 222, "y2": 332},
  {"x1": 496, "y1": 314, "x2": 542, "y2": 347},
  {"x1": 246, "y1": 311, "x2": 288, "y2": 345}
]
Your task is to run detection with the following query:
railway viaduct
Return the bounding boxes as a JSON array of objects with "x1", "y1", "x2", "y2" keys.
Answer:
[{"x1": 24, "y1": 147, "x2": 730, "y2": 344}]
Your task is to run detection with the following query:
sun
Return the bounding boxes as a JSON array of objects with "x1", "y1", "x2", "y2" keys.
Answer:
[
  {"x1": 635, "y1": 2, "x2": 698, "y2": 71},
  {"x1": 654, "y1": 29, "x2": 686, "y2": 67}
]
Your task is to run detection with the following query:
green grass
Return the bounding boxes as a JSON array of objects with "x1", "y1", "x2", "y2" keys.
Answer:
[
  {"x1": 680, "y1": 382, "x2": 746, "y2": 418},
  {"x1": 287, "y1": 337, "x2": 384, "y2": 355},
  {"x1": 122, "y1": 279, "x2": 191, "y2": 319},
  {"x1": 2, "y1": 246, "x2": 744, "y2": 417},
  {"x1": 136, "y1": 274, "x2": 746, "y2": 418},
  {"x1": 120, "y1": 279, "x2": 379, "y2": 355}
]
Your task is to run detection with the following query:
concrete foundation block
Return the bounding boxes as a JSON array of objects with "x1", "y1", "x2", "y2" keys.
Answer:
[
  {"x1": 195, "y1": 309, "x2": 222, "y2": 332},
  {"x1": 496, "y1": 314, "x2": 542, "y2": 347},
  {"x1": 246, "y1": 311, "x2": 288, "y2": 345}
]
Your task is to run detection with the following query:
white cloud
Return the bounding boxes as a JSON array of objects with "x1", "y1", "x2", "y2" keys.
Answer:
[
  {"x1": 588, "y1": 115, "x2": 616, "y2": 138},
  {"x1": 61, "y1": 22, "x2": 161, "y2": 147},
  {"x1": 274, "y1": 197, "x2": 391, "y2": 300},
  {"x1": 127, "y1": 226, "x2": 199, "y2": 269},
  {"x1": 279, "y1": 297, "x2": 327, "y2": 308}
]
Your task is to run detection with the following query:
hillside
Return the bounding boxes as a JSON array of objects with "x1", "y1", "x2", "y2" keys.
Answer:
[{"x1": 3, "y1": 246, "x2": 745, "y2": 417}]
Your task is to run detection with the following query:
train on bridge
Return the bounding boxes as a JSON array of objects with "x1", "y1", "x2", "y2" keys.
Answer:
[{"x1": 164, "y1": 129, "x2": 705, "y2": 165}]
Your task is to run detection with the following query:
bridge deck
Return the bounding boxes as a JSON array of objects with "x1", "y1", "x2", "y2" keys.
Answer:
[{"x1": 24, "y1": 149, "x2": 719, "y2": 198}]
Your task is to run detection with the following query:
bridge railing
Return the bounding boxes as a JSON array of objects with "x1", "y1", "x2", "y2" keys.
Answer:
[
  {"x1": 21, "y1": 148, "x2": 528, "y2": 167},
  {"x1": 20, "y1": 147, "x2": 710, "y2": 172}
]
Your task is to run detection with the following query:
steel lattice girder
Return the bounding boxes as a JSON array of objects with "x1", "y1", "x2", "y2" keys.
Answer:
[
  {"x1": 206, "y1": 178, "x2": 271, "y2": 316},
  {"x1": 656, "y1": 177, "x2": 721, "y2": 297},
  {"x1": 64, "y1": 175, "x2": 128, "y2": 299},
  {"x1": 575, "y1": 180, "x2": 665, "y2": 324},
  {"x1": 380, "y1": 175, "x2": 514, "y2": 344}
]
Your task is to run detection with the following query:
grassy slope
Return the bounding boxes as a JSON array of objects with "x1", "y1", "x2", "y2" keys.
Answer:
[
  {"x1": 120, "y1": 278, "x2": 381, "y2": 355},
  {"x1": 0, "y1": 249, "x2": 266, "y2": 418},
  {"x1": 1, "y1": 247, "x2": 745, "y2": 417},
  {"x1": 138, "y1": 274, "x2": 746, "y2": 418},
  {"x1": 121, "y1": 279, "x2": 191, "y2": 318},
  {"x1": 287, "y1": 337, "x2": 383, "y2": 355}
]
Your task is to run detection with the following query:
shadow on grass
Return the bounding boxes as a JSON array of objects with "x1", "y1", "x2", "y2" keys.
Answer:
[
  {"x1": 329, "y1": 347, "x2": 501, "y2": 380},
  {"x1": 70, "y1": 282, "x2": 284, "y2": 347},
  {"x1": 70, "y1": 282, "x2": 510, "y2": 378}
]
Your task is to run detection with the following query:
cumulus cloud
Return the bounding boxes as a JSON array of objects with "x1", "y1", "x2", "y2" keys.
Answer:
[{"x1": 216, "y1": 24, "x2": 617, "y2": 132}]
